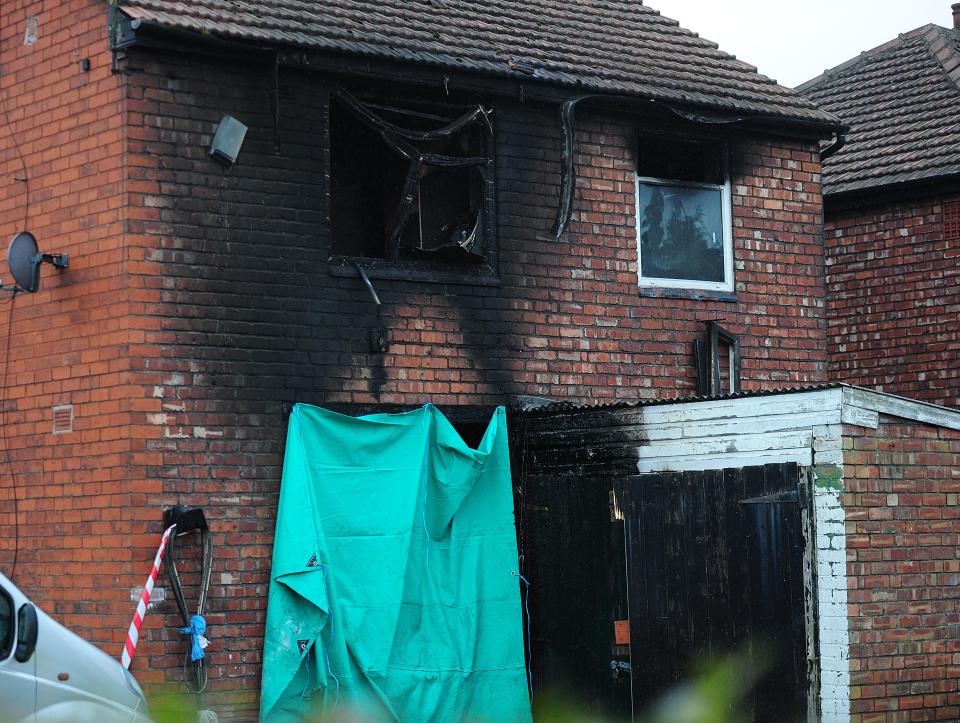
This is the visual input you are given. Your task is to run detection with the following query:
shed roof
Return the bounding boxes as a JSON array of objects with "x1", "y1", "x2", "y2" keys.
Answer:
[
  {"x1": 516, "y1": 383, "x2": 960, "y2": 433},
  {"x1": 517, "y1": 384, "x2": 960, "y2": 476},
  {"x1": 514, "y1": 383, "x2": 844, "y2": 415},
  {"x1": 798, "y1": 24, "x2": 960, "y2": 196},
  {"x1": 118, "y1": 0, "x2": 838, "y2": 131}
]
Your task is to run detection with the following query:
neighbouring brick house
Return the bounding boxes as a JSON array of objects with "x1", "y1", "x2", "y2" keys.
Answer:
[
  {"x1": 785, "y1": 10, "x2": 960, "y2": 720},
  {"x1": 9, "y1": 0, "x2": 954, "y2": 721},
  {"x1": 799, "y1": 4, "x2": 960, "y2": 408}
]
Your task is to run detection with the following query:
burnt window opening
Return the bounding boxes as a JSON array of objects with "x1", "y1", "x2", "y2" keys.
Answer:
[
  {"x1": 635, "y1": 135, "x2": 733, "y2": 291},
  {"x1": 695, "y1": 321, "x2": 740, "y2": 397},
  {"x1": 329, "y1": 86, "x2": 494, "y2": 264},
  {"x1": 637, "y1": 136, "x2": 724, "y2": 185}
]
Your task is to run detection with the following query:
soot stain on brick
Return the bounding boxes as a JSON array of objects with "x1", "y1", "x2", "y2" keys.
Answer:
[{"x1": 447, "y1": 285, "x2": 523, "y2": 401}]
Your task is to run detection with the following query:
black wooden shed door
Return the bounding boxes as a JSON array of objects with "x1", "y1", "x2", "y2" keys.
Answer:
[{"x1": 617, "y1": 463, "x2": 809, "y2": 722}]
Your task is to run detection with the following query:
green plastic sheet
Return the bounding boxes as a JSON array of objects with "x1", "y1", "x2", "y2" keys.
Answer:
[{"x1": 260, "y1": 403, "x2": 531, "y2": 722}]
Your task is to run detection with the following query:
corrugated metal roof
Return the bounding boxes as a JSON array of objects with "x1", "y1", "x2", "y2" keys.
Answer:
[{"x1": 514, "y1": 383, "x2": 845, "y2": 416}]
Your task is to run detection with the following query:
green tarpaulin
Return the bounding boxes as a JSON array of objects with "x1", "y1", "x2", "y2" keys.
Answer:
[{"x1": 260, "y1": 403, "x2": 532, "y2": 722}]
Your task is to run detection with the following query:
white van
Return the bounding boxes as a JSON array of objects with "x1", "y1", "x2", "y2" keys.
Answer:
[{"x1": 0, "y1": 571, "x2": 150, "y2": 722}]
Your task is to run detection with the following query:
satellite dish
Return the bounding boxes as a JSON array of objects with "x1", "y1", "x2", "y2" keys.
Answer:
[{"x1": 7, "y1": 232, "x2": 68, "y2": 293}]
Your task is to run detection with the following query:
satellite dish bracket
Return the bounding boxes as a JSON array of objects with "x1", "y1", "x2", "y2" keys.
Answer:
[{"x1": 33, "y1": 252, "x2": 69, "y2": 270}]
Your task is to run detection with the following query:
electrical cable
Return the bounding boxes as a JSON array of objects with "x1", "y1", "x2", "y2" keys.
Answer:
[
  {"x1": 0, "y1": 295, "x2": 17, "y2": 579},
  {"x1": 516, "y1": 414, "x2": 534, "y2": 701},
  {"x1": 0, "y1": 14, "x2": 32, "y2": 581},
  {"x1": 0, "y1": 65, "x2": 30, "y2": 232},
  {"x1": 511, "y1": 570, "x2": 534, "y2": 700},
  {"x1": 166, "y1": 519, "x2": 214, "y2": 693}
]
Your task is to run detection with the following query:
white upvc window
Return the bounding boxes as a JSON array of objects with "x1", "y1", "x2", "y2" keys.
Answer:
[{"x1": 635, "y1": 136, "x2": 733, "y2": 292}]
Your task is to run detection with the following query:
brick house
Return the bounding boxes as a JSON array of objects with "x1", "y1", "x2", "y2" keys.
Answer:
[
  {"x1": 798, "y1": 4, "x2": 960, "y2": 408},
  {"x1": 0, "y1": 0, "x2": 889, "y2": 719}
]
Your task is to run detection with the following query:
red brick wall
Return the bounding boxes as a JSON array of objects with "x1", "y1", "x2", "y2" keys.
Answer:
[
  {"x1": 114, "y1": 47, "x2": 830, "y2": 716},
  {"x1": 0, "y1": 17, "x2": 831, "y2": 716},
  {"x1": 826, "y1": 196, "x2": 960, "y2": 407},
  {"x1": 843, "y1": 418, "x2": 960, "y2": 721},
  {"x1": 0, "y1": 0, "x2": 142, "y2": 657}
]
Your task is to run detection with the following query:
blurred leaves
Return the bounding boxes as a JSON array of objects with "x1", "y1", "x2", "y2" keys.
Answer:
[
  {"x1": 642, "y1": 648, "x2": 766, "y2": 723},
  {"x1": 534, "y1": 647, "x2": 767, "y2": 723},
  {"x1": 145, "y1": 647, "x2": 768, "y2": 723}
]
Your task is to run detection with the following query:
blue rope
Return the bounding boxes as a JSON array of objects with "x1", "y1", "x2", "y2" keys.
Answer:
[
  {"x1": 420, "y1": 405, "x2": 434, "y2": 567},
  {"x1": 298, "y1": 648, "x2": 313, "y2": 706},
  {"x1": 293, "y1": 406, "x2": 341, "y2": 707},
  {"x1": 322, "y1": 645, "x2": 341, "y2": 708},
  {"x1": 318, "y1": 563, "x2": 341, "y2": 707}
]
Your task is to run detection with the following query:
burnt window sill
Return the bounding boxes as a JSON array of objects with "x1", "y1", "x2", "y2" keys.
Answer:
[
  {"x1": 327, "y1": 256, "x2": 501, "y2": 287},
  {"x1": 639, "y1": 286, "x2": 737, "y2": 303}
]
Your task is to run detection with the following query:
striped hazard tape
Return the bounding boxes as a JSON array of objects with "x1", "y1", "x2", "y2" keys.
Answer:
[{"x1": 122, "y1": 523, "x2": 177, "y2": 670}]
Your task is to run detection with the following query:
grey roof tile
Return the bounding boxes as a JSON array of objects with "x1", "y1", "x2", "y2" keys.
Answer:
[
  {"x1": 799, "y1": 24, "x2": 960, "y2": 196},
  {"x1": 119, "y1": 0, "x2": 837, "y2": 128}
]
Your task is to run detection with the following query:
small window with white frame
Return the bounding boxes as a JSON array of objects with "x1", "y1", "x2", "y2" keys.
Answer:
[{"x1": 635, "y1": 135, "x2": 733, "y2": 292}]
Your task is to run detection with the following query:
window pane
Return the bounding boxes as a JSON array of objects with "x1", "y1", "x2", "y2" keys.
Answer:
[{"x1": 638, "y1": 183, "x2": 725, "y2": 283}]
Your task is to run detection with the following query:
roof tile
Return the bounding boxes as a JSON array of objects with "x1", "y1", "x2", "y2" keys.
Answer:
[
  {"x1": 799, "y1": 24, "x2": 960, "y2": 196},
  {"x1": 119, "y1": 0, "x2": 837, "y2": 127}
]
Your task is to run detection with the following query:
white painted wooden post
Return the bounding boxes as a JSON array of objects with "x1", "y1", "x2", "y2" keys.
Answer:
[{"x1": 811, "y1": 425, "x2": 851, "y2": 723}]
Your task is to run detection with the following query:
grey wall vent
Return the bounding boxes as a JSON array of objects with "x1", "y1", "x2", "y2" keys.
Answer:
[
  {"x1": 210, "y1": 115, "x2": 248, "y2": 166},
  {"x1": 52, "y1": 405, "x2": 73, "y2": 434}
]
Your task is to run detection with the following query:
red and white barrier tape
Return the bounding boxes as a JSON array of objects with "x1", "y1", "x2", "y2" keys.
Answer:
[{"x1": 122, "y1": 523, "x2": 176, "y2": 670}]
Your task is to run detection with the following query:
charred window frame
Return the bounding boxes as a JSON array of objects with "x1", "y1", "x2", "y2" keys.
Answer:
[
  {"x1": 328, "y1": 85, "x2": 496, "y2": 272},
  {"x1": 695, "y1": 321, "x2": 740, "y2": 396},
  {"x1": 635, "y1": 135, "x2": 733, "y2": 292}
]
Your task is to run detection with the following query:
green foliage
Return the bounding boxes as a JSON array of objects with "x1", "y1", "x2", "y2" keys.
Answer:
[
  {"x1": 642, "y1": 650, "x2": 765, "y2": 723},
  {"x1": 144, "y1": 648, "x2": 767, "y2": 723},
  {"x1": 531, "y1": 648, "x2": 766, "y2": 723}
]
